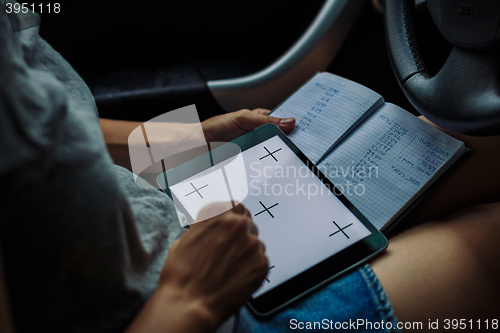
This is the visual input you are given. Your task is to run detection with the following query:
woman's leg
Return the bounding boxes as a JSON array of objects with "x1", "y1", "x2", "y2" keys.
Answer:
[{"x1": 372, "y1": 202, "x2": 500, "y2": 331}]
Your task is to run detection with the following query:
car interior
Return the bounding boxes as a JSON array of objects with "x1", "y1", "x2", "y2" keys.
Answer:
[
  {"x1": 1, "y1": 0, "x2": 499, "y2": 331},
  {"x1": 34, "y1": 0, "x2": 447, "y2": 121},
  {"x1": 32, "y1": 0, "x2": 463, "y2": 122}
]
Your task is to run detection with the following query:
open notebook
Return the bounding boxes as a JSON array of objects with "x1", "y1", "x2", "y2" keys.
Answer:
[{"x1": 271, "y1": 72, "x2": 468, "y2": 232}]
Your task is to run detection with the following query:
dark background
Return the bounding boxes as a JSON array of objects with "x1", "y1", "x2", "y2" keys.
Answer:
[{"x1": 35, "y1": 0, "x2": 451, "y2": 121}]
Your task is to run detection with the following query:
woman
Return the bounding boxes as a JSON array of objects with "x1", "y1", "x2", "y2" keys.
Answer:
[{"x1": 1, "y1": 5, "x2": 499, "y2": 333}]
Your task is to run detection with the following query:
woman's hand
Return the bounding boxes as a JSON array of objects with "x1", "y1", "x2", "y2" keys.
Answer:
[
  {"x1": 126, "y1": 203, "x2": 268, "y2": 333},
  {"x1": 101, "y1": 109, "x2": 294, "y2": 170},
  {"x1": 202, "y1": 108, "x2": 295, "y2": 142}
]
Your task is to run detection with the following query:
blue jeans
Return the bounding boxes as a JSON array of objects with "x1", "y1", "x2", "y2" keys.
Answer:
[{"x1": 234, "y1": 264, "x2": 401, "y2": 332}]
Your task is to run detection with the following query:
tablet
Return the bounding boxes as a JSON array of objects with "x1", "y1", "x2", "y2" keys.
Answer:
[{"x1": 157, "y1": 124, "x2": 387, "y2": 316}]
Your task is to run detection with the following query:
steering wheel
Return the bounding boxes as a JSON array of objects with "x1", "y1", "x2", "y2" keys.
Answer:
[{"x1": 384, "y1": 0, "x2": 500, "y2": 135}]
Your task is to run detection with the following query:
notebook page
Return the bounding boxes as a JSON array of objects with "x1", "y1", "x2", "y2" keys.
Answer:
[
  {"x1": 271, "y1": 72, "x2": 383, "y2": 164},
  {"x1": 318, "y1": 103, "x2": 465, "y2": 230}
]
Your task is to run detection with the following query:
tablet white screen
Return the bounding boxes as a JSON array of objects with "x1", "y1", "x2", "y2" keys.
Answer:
[{"x1": 169, "y1": 135, "x2": 371, "y2": 297}]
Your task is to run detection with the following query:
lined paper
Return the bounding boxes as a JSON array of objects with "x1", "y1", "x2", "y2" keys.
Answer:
[
  {"x1": 318, "y1": 103, "x2": 465, "y2": 230},
  {"x1": 271, "y1": 73, "x2": 383, "y2": 164}
]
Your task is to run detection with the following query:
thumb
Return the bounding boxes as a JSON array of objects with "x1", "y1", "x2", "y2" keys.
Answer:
[
  {"x1": 239, "y1": 110, "x2": 296, "y2": 133},
  {"x1": 273, "y1": 116, "x2": 296, "y2": 132}
]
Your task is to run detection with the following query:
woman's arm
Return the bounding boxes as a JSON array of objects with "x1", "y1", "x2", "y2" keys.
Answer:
[
  {"x1": 99, "y1": 118, "x2": 141, "y2": 170},
  {"x1": 99, "y1": 109, "x2": 295, "y2": 170}
]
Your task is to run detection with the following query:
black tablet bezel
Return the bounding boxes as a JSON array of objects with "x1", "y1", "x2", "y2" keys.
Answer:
[{"x1": 157, "y1": 124, "x2": 387, "y2": 316}]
